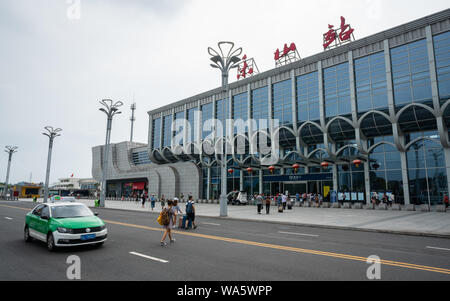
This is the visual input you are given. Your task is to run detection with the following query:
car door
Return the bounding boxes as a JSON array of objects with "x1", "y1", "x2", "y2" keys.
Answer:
[
  {"x1": 29, "y1": 205, "x2": 44, "y2": 232},
  {"x1": 37, "y1": 205, "x2": 50, "y2": 234}
]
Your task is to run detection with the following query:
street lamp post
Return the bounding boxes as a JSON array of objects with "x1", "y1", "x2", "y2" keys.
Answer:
[
  {"x1": 208, "y1": 42, "x2": 242, "y2": 217},
  {"x1": 99, "y1": 99, "x2": 123, "y2": 208},
  {"x1": 3, "y1": 146, "x2": 18, "y2": 199},
  {"x1": 43, "y1": 127, "x2": 62, "y2": 203}
]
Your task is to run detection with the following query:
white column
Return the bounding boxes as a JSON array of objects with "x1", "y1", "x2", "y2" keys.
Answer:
[
  {"x1": 318, "y1": 61, "x2": 326, "y2": 129},
  {"x1": 425, "y1": 25, "x2": 441, "y2": 113},
  {"x1": 444, "y1": 148, "x2": 450, "y2": 198},
  {"x1": 348, "y1": 51, "x2": 358, "y2": 124},
  {"x1": 364, "y1": 161, "x2": 371, "y2": 204},
  {"x1": 207, "y1": 167, "x2": 211, "y2": 200},
  {"x1": 400, "y1": 151, "x2": 411, "y2": 205},
  {"x1": 259, "y1": 169, "x2": 263, "y2": 194}
]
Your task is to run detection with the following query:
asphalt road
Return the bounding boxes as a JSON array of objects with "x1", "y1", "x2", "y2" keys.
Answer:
[{"x1": 1, "y1": 201, "x2": 449, "y2": 281}]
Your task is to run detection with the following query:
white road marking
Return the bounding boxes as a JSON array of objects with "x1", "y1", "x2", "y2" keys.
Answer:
[
  {"x1": 129, "y1": 252, "x2": 169, "y2": 263},
  {"x1": 278, "y1": 231, "x2": 319, "y2": 238},
  {"x1": 426, "y1": 246, "x2": 450, "y2": 252},
  {"x1": 202, "y1": 222, "x2": 221, "y2": 226},
  {"x1": 4, "y1": 217, "x2": 12, "y2": 220}
]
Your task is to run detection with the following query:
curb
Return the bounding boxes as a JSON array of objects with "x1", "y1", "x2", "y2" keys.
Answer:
[{"x1": 87, "y1": 205, "x2": 450, "y2": 239}]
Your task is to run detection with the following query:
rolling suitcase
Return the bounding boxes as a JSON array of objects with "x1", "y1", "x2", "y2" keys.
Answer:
[
  {"x1": 287, "y1": 202, "x2": 293, "y2": 210},
  {"x1": 181, "y1": 215, "x2": 188, "y2": 229},
  {"x1": 278, "y1": 206, "x2": 284, "y2": 213}
]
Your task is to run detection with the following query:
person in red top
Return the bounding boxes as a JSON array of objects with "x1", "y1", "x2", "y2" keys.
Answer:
[{"x1": 444, "y1": 195, "x2": 449, "y2": 209}]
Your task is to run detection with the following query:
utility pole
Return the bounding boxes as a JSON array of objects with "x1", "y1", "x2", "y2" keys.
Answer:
[
  {"x1": 42, "y1": 127, "x2": 62, "y2": 203},
  {"x1": 3, "y1": 146, "x2": 18, "y2": 199},
  {"x1": 130, "y1": 102, "x2": 136, "y2": 142},
  {"x1": 208, "y1": 42, "x2": 242, "y2": 217},
  {"x1": 99, "y1": 99, "x2": 123, "y2": 208}
]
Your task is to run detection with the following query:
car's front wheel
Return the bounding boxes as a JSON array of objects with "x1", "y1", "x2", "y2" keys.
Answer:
[
  {"x1": 24, "y1": 226, "x2": 32, "y2": 243},
  {"x1": 47, "y1": 233, "x2": 56, "y2": 252}
]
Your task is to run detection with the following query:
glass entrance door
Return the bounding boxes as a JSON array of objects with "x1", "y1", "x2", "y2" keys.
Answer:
[{"x1": 284, "y1": 182, "x2": 307, "y2": 197}]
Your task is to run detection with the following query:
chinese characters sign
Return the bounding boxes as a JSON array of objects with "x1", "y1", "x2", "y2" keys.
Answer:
[
  {"x1": 274, "y1": 42, "x2": 301, "y2": 67},
  {"x1": 237, "y1": 54, "x2": 260, "y2": 80},
  {"x1": 323, "y1": 16, "x2": 355, "y2": 50}
]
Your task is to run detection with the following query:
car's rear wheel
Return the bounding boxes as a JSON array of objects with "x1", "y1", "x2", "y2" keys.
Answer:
[
  {"x1": 24, "y1": 226, "x2": 32, "y2": 243},
  {"x1": 47, "y1": 233, "x2": 56, "y2": 252}
]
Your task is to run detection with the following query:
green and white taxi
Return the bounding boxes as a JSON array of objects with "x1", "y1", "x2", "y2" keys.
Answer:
[{"x1": 24, "y1": 201, "x2": 107, "y2": 251}]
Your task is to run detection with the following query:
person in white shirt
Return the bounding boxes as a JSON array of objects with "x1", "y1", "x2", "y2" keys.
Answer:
[{"x1": 281, "y1": 194, "x2": 288, "y2": 210}]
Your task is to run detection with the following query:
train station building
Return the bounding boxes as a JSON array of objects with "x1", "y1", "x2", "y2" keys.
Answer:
[{"x1": 92, "y1": 9, "x2": 450, "y2": 206}]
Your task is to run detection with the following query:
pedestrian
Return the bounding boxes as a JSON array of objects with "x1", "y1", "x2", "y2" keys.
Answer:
[
  {"x1": 390, "y1": 193, "x2": 395, "y2": 205},
  {"x1": 265, "y1": 195, "x2": 271, "y2": 214},
  {"x1": 256, "y1": 194, "x2": 263, "y2": 215},
  {"x1": 150, "y1": 194, "x2": 156, "y2": 211},
  {"x1": 141, "y1": 191, "x2": 147, "y2": 208},
  {"x1": 185, "y1": 196, "x2": 198, "y2": 229},
  {"x1": 160, "y1": 200, "x2": 176, "y2": 246},
  {"x1": 295, "y1": 193, "x2": 300, "y2": 206},
  {"x1": 318, "y1": 194, "x2": 323, "y2": 206},
  {"x1": 135, "y1": 193, "x2": 139, "y2": 203},
  {"x1": 282, "y1": 193, "x2": 287, "y2": 210},
  {"x1": 382, "y1": 193, "x2": 388, "y2": 204},
  {"x1": 444, "y1": 194, "x2": 449, "y2": 209},
  {"x1": 161, "y1": 195, "x2": 166, "y2": 209},
  {"x1": 172, "y1": 198, "x2": 183, "y2": 229}
]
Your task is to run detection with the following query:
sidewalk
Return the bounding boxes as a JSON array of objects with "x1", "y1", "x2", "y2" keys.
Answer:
[{"x1": 19, "y1": 198, "x2": 450, "y2": 238}]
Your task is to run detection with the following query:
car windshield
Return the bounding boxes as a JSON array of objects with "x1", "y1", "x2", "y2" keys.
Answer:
[{"x1": 51, "y1": 205, "x2": 93, "y2": 219}]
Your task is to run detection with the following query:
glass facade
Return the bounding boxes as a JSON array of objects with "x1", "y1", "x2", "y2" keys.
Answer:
[
  {"x1": 201, "y1": 103, "x2": 213, "y2": 140},
  {"x1": 216, "y1": 98, "x2": 229, "y2": 137},
  {"x1": 297, "y1": 71, "x2": 320, "y2": 123},
  {"x1": 407, "y1": 134, "x2": 447, "y2": 205},
  {"x1": 434, "y1": 31, "x2": 450, "y2": 104},
  {"x1": 354, "y1": 52, "x2": 388, "y2": 113},
  {"x1": 174, "y1": 111, "x2": 185, "y2": 145},
  {"x1": 391, "y1": 39, "x2": 432, "y2": 108},
  {"x1": 132, "y1": 151, "x2": 152, "y2": 166},
  {"x1": 324, "y1": 62, "x2": 351, "y2": 119},
  {"x1": 152, "y1": 118, "x2": 161, "y2": 149},
  {"x1": 232, "y1": 92, "x2": 248, "y2": 134},
  {"x1": 369, "y1": 143, "x2": 404, "y2": 202},
  {"x1": 162, "y1": 115, "x2": 172, "y2": 147},
  {"x1": 187, "y1": 107, "x2": 198, "y2": 143},
  {"x1": 251, "y1": 86, "x2": 268, "y2": 131},
  {"x1": 272, "y1": 80, "x2": 292, "y2": 125}
]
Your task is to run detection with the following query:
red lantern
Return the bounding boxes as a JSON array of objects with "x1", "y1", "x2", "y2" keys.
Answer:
[
  {"x1": 292, "y1": 164, "x2": 300, "y2": 174},
  {"x1": 268, "y1": 166, "x2": 275, "y2": 174},
  {"x1": 246, "y1": 167, "x2": 253, "y2": 174},
  {"x1": 353, "y1": 159, "x2": 362, "y2": 168},
  {"x1": 321, "y1": 162, "x2": 329, "y2": 169},
  {"x1": 228, "y1": 169, "x2": 234, "y2": 175}
]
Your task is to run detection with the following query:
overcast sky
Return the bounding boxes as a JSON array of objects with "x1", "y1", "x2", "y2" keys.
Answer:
[{"x1": 0, "y1": 0, "x2": 449, "y2": 185}]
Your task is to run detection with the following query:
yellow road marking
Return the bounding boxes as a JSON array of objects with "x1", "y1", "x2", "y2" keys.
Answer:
[
  {"x1": 2, "y1": 204, "x2": 450, "y2": 275},
  {"x1": 102, "y1": 219, "x2": 450, "y2": 275}
]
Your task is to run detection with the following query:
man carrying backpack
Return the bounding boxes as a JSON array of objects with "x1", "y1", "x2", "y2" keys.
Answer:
[{"x1": 186, "y1": 196, "x2": 198, "y2": 230}]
